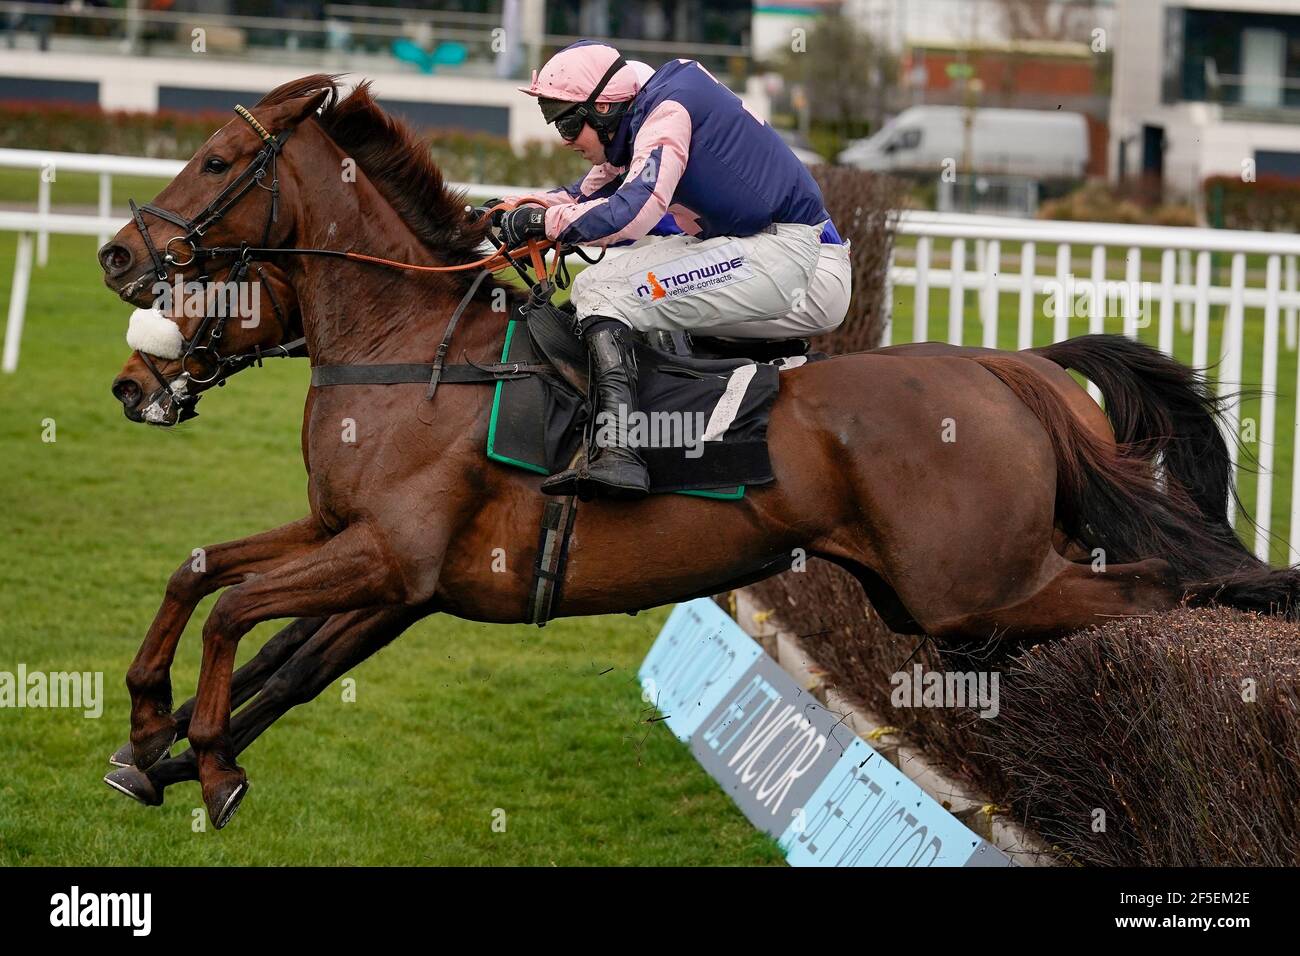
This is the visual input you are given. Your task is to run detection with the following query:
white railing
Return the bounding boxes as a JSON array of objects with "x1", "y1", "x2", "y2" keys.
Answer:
[
  {"x1": 3, "y1": 148, "x2": 1299, "y2": 564},
  {"x1": 888, "y1": 210, "x2": 1300, "y2": 564}
]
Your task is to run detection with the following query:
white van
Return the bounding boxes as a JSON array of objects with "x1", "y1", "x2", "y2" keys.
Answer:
[{"x1": 838, "y1": 105, "x2": 1088, "y2": 180}]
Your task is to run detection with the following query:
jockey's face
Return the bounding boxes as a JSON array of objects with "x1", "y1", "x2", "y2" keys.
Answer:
[{"x1": 563, "y1": 114, "x2": 608, "y2": 165}]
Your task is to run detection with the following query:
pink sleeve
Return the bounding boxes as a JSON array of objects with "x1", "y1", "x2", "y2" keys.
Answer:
[{"x1": 544, "y1": 99, "x2": 692, "y2": 247}]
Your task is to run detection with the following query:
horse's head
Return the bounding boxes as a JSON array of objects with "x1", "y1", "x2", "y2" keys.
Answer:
[
  {"x1": 99, "y1": 80, "x2": 326, "y2": 425},
  {"x1": 110, "y1": 261, "x2": 301, "y2": 425},
  {"x1": 98, "y1": 82, "x2": 331, "y2": 308}
]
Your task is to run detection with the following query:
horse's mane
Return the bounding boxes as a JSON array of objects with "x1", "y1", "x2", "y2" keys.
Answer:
[{"x1": 256, "y1": 74, "x2": 494, "y2": 274}]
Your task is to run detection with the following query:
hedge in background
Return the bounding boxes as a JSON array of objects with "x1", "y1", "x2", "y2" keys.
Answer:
[
  {"x1": 0, "y1": 101, "x2": 587, "y2": 188},
  {"x1": 1205, "y1": 174, "x2": 1300, "y2": 233},
  {"x1": 808, "y1": 166, "x2": 903, "y2": 353},
  {"x1": 0, "y1": 102, "x2": 226, "y2": 158},
  {"x1": 1039, "y1": 180, "x2": 1197, "y2": 227},
  {"x1": 745, "y1": 564, "x2": 1300, "y2": 865}
]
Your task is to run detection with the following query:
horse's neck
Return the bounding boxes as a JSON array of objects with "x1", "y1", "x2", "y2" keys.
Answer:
[{"x1": 289, "y1": 163, "x2": 506, "y2": 366}]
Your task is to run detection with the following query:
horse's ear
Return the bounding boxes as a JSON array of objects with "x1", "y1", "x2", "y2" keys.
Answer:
[{"x1": 263, "y1": 89, "x2": 331, "y2": 134}]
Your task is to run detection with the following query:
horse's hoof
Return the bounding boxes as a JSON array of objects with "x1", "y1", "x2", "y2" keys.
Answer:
[
  {"x1": 103, "y1": 767, "x2": 163, "y2": 807},
  {"x1": 109, "y1": 741, "x2": 172, "y2": 768},
  {"x1": 130, "y1": 724, "x2": 177, "y2": 771},
  {"x1": 208, "y1": 777, "x2": 249, "y2": 830}
]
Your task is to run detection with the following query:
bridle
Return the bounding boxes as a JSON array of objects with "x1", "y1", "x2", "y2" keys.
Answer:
[
  {"x1": 129, "y1": 104, "x2": 289, "y2": 283},
  {"x1": 130, "y1": 255, "x2": 301, "y2": 422},
  {"x1": 128, "y1": 102, "x2": 555, "y2": 280}
]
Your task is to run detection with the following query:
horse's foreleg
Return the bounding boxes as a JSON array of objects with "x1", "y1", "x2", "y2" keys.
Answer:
[
  {"x1": 127, "y1": 516, "x2": 327, "y2": 769},
  {"x1": 106, "y1": 606, "x2": 417, "y2": 806},
  {"x1": 187, "y1": 523, "x2": 416, "y2": 828},
  {"x1": 110, "y1": 616, "x2": 327, "y2": 768}
]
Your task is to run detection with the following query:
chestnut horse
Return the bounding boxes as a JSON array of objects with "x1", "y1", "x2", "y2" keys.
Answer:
[
  {"x1": 98, "y1": 76, "x2": 1297, "y2": 827},
  {"x1": 101, "y1": 260, "x2": 1194, "y2": 804}
]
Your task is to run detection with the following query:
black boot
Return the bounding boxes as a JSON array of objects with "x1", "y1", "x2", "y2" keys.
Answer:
[{"x1": 541, "y1": 319, "x2": 651, "y2": 500}]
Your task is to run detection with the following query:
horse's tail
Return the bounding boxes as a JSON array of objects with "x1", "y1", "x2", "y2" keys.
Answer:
[
  {"x1": 973, "y1": 355, "x2": 1300, "y2": 619},
  {"x1": 1034, "y1": 333, "x2": 1236, "y2": 527}
]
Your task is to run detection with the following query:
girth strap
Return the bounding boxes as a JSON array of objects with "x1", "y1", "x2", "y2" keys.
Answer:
[{"x1": 528, "y1": 495, "x2": 579, "y2": 627}]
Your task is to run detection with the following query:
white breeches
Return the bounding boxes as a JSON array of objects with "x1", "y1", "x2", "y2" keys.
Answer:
[{"x1": 569, "y1": 222, "x2": 851, "y2": 340}]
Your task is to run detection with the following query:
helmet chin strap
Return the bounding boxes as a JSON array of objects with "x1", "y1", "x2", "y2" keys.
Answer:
[{"x1": 586, "y1": 56, "x2": 630, "y2": 146}]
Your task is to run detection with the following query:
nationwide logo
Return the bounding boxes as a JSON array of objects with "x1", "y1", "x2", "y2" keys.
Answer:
[{"x1": 631, "y1": 240, "x2": 755, "y2": 305}]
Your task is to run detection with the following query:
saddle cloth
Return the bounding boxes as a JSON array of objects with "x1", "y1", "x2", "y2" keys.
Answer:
[{"x1": 487, "y1": 319, "x2": 791, "y2": 499}]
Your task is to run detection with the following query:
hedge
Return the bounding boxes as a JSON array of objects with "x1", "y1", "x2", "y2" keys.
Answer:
[
  {"x1": 1205, "y1": 174, "x2": 1300, "y2": 233},
  {"x1": 742, "y1": 567, "x2": 1300, "y2": 865}
]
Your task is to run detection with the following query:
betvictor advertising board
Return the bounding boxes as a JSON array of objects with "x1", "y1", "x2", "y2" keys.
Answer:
[{"x1": 639, "y1": 599, "x2": 1010, "y2": 867}]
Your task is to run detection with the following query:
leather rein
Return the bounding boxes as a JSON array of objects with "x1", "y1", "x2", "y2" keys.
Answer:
[{"x1": 127, "y1": 103, "x2": 564, "y2": 413}]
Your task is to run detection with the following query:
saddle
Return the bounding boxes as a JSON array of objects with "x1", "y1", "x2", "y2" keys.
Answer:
[{"x1": 486, "y1": 292, "x2": 817, "y2": 499}]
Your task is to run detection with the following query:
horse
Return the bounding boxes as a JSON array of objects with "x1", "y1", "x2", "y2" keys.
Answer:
[
  {"x1": 97, "y1": 75, "x2": 1298, "y2": 827},
  {"x1": 99, "y1": 255, "x2": 1169, "y2": 805}
]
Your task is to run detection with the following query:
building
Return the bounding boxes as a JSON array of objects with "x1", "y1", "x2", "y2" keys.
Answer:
[
  {"x1": 1111, "y1": 0, "x2": 1300, "y2": 201},
  {"x1": 846, "y1": 0, "x2": 1114, "y2": 175},
  {"x1": 0, "y1": 1, "x2": 760, "y2": 148}
]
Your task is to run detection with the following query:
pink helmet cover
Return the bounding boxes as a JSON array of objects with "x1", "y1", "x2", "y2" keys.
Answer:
[{"x1": 519, "y1": 41, "x2": 651, "y2": 103}]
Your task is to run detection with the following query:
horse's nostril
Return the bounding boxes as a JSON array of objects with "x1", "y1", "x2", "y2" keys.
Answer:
[
  {"x1": 99, "y1": 242, "x2": 134, "y2": 277},
  {"x1": 112, "y1": 378, "x2": 143, "y2": 409}
]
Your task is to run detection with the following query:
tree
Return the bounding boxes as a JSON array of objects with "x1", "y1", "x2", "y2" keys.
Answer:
[
  {"x1": 996, "y1": 0, "x2": 1096, "y2": 43},
  {"x1": 770, "y1": 12, "x2": 897, "y2": 157}
]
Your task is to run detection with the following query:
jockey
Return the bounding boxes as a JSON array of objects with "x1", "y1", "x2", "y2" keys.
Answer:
[{"x1": 491, "y1": 40, "x2": 851, "y2": 500}]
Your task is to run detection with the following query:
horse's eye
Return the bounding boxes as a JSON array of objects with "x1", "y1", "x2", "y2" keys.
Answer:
[{"x1": 204, "y1": 157, "x2": 230, "y2": 174}]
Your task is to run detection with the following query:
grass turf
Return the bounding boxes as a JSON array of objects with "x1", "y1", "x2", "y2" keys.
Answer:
[{"x1": 0, "y1": 232, "x2": 784, "y2": 865}]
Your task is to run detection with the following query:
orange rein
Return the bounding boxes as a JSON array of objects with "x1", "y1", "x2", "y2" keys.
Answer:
[{"x1": 341, "y1": 197, "x2": 558, "y2": 280}]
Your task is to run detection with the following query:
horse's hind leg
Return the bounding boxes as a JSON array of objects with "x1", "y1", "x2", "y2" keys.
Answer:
[{"x1": 928, "y1": 554, "x2": 1182, "y2": 643}]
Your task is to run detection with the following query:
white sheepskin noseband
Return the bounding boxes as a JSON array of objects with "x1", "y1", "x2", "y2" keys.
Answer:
[{"x1": 126, "y1": 307, "x2": 184, "y2": 359}]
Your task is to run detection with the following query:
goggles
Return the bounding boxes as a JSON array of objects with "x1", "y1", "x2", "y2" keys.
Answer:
[
  {"x1": 536, "y1": 55, "x2": 629, "y2": 145},
  {"x1": 539, "y1": 97, "x2": 587, "y2": 142}
]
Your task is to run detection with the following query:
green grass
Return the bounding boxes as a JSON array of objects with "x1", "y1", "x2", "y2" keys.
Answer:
[
  {"x1": 0, "y1": 167, "x2": 173, "y2": 209},
  {"x1": 0, "y1": 233, "x2": 784, "y2": 866}
]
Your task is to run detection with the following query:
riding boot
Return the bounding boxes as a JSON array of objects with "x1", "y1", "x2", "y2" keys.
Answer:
[{"x1": 541, "y1": 318, "x2": 651, "y2": 500}]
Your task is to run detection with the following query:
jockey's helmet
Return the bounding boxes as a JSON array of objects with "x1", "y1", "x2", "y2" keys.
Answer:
[{"x1": 519, "y1": 41, "x2": 651, "y2": 146}]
